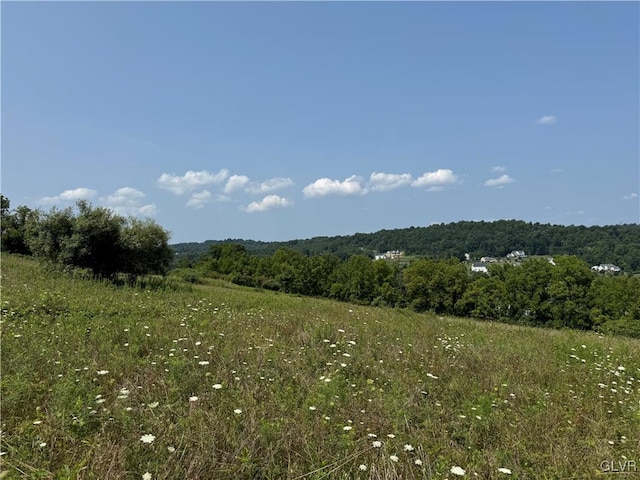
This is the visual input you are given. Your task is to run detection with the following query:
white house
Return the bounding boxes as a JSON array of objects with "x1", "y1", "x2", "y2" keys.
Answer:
[
  {"x1": 471, "y1": 262, "x2": 489, "y2": 274},
  {"x1": 591, "y1": 264, "x2": 621, "y2": 274}
]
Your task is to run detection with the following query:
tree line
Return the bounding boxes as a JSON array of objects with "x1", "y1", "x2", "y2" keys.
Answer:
[
  {"x1": 173, "y1": 220, "x2": 640, "y2": 273},
  {"x1": 1, "y1": 195, "x2": 172, "y2": 279},
  {"x1": 186, "y1": 243, "x2": 640, "y2": 338}
]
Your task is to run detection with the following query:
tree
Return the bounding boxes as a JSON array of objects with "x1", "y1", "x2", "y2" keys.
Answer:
[
  {"x1": 1, "y1": 195, "x2": 33, "y2": 255},
  {"x1": 24, "y1": 201, "x2": 171, "y2": 278}
]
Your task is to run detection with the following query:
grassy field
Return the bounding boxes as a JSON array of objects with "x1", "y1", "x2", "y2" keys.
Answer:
[{"x1": 1, "y1": 255, "x2": 639, "y2": 479}]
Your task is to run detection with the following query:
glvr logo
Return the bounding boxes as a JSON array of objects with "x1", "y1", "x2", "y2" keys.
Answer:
[{"x1": 600, "y1": 460, "x2": 637, "y2": 473}]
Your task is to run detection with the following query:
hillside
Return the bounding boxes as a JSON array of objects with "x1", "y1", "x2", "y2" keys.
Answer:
[
  {"x1": 172, "y1": 220, "x2": 640, "y2": 273},
  {"x1": 2, "y1": 255, "x2": 639, "y2": 479}
]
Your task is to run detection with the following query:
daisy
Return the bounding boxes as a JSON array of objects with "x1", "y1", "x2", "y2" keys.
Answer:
[
  {"x1": 140, "y1": 433, "x2": 156, "y2": 444},
  {"x1": 450, "y1": 466, "x2": 466, "y2": 476}
]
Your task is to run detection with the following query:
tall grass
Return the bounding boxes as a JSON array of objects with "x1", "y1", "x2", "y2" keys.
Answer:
[{"x1": 1, "y1": 255, "x2": 639, "y2": 479}]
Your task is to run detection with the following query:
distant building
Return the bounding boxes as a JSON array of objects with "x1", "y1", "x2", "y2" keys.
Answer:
[
  {"x1": 471, "y1": 262, "x2": 489, "y2": 274},
  {"x1": 375, "y1": 250, "x2": 404, "y2": 260},
  {"x1": 591, "y1": 264, "x2": 621, "y2": 274},
  {"x1": 480, "y1": 256, "x2": 499, "y2": 263},
  {"x1": 506, "y1": 250, "x2": 527, "y2": 261}
]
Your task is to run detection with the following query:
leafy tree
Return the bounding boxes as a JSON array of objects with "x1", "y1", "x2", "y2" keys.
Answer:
[
  {"x1": 1, "y1": 195, "x2": 33, "y2": 255},
  {"x1": 24, "y1": 201, "x2": 171, "y2": 278}
]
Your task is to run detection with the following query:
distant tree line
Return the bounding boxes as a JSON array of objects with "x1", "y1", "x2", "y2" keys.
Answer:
[
  {"x1": 1, "y1": 195, "x2": 172, "y2": 279},
  {"x1": 172, "y1": 220, "x2": 640, "y2": 273},
  {"x1": 187, "y1": 243, "x2": 640, "y2": 338}
]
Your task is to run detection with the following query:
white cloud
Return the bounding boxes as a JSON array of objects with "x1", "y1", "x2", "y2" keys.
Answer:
[
  {"x1": 245, "y1": 195, "x2": 292, "y2": 213},
  {"x1": 491, "y1": 166, "x2": 507, "y2": 173},
  {"x1": 411, "y1": 169, "x2": 459, "y2": 189},
  {"x1": 484, "y1": 174, "x2": 515, "y2": 187},
  {"x1": 41, "y1": 187, "x2": 97, "y2": 204},
  {"x1": 246, "y1": 177, "x2": 294, "y2": 194},
  {"x1": 186, "y1": 190, "x2": 212, "y2": 209},
  {"x1": 303, "y1": 175, "x2": 366, "y2": 198},
  {"x1": 622, "y1": 192, "x2": 638, "y2": 200},
  {"x1": 369, "y1": 172, "x2": 413, "y2": 192},
  {"x1": 537, "y1": 115, "x2": 557, "y2": 125},
  {"x1": 157, "y1": 169, "x2": 229, "y2": 195},
  {"x1": 101, "y1": 187, "x2": 156, "y2": 216},
  {"x1": 224, "y1": 175, "x2": 250, "y2": 194}
]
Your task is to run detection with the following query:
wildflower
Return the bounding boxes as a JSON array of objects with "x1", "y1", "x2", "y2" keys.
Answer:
[
  {"x1": 39, "y1": 442, "x2": 47, "y2": 448},
  {"x1": 234, "y1": 408, "x2": 242, "y2": 414},
  {"x1": 309, "y1": 406, "x2": 317, "y2": 411},
  {"x1": 414, "y1": 459, "x2": 423, "y2": 466},
  {"x1": 404, "y1": 444, "x2": 414, "y2": 451},
  {"x1": 119, "y1": 388, "x2": 130, "y2": 396},
  {"x1": 498, "y1": 467, "x2": 512, "y2": 474},
  {"x1": 450, "y1": 466, "x2": 466, "y2": 476},
  {"x1": 390, "y1": 455, "x2": 399, "y2": 462},
  {"x1": 140, "y1": 433, "x2": 156, "y2": 444},
  {"x1": 212, "y1": 384, "x2": 222, "y2": 390},
  {"x1": 387, "y1": 434, "x2": 396, "y2": 438},
  {"x1": 97, "y1": 370, "x2": 109, "y2": 376},
  {"x1": 343, "y1": 426, "x2": 352, "y2": 431},
  {"x1": 198, "y1": 361, "x2": 210, "y2": 366},
  {"x1": 148, "y1": 402, "x2": 159, "y2": 408},
  {"x1": 359, "y1": 464, "x2": 367, "y2": 471},
  {"x1": 189, "y1": 396, "x2": 198, "y2": 402},
  {"x1": 167, "y1": 446, "x2": 176, "y2": 453},
  {"x1": 372, "y1": 441, "x2": 383, "y2": 448},
  {"x1": 426, "y1": 373, "x2": 438, "y2": 379},
  {"x1": 33, "y1": 420, "x2": 43, "y2": 425},
  {"x1": 142, "y1": 473, "x2": 152, "y2": 480}
]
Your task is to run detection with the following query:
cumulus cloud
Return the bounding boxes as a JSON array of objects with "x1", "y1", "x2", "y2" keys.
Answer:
[
  {"x1": 246, "y1": 177, "x2": 294, "y2": 194},
  {"x1": 224, "y1": 175, "x2": 250, "y2": 194},
  {"x1": 484, "y1": 174, "x2": 515, "y2": 187},
  {"x1": 303, "y1": 175, "x2": 366, "y2": 198},
  {"x1": 491, "y1": 166, "x2": 507, "y2": 173},
  {"x1": 411, "y1": 169, "x2": 459, "y2": 190},
  {"x1": 41, "y1": 187, "x2": 97, "y2": 204},
  {"x1": 245, "y1": 195, "x2": 292, "y2": 213},
  {"x1": 101, "y1": 187, "x2": 156, "y2": 216},
  {"x1": 537, "y1": 115, "x2": 557, "y2": 125},
  {"x1": 369, "y1": 172, "x2": 413, "y2": 192},
  {"x1": 622, "y1": 192, "x2": 638, "y2": 200},
  {"x1": 186, "y1": 190, "x2": 212, "y2": 209},
  {"x1": 157, "y1": 169, "x2": 229, "y2": 195}
]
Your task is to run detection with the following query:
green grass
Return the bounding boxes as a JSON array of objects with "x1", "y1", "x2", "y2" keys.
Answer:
[{"x1": 1, "y1": 254, "x2": 639, "y2": 479}]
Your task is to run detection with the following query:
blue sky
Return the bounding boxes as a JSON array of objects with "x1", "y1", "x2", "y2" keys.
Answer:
[{"x1": 2, "y1": 2, "x2": 638, "y2": 244}]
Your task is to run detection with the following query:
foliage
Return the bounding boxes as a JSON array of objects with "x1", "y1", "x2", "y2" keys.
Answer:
[
  {"x1": 172, "y1": 219, "x2": 640, "y2": 273},
  {"x1": 194, "y1": 243, "x2": 640, "y2": 338},
  {"x1": 2, "y1": 254, "x2": 639, "y2": 479},
  {"x1": 16, "y1": 198, "x2": 172, "y2": 278},
  {"x1": 1, "y1": 194, "x2": 34, "y2": 255}
]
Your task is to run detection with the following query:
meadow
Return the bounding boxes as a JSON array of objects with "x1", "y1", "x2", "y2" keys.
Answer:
[{"x1": 1, "y1": 255, "x2": 639, "y2": 479}]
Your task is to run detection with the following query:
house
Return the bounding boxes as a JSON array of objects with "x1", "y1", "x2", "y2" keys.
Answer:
[
  {"x1": 591, "y1": 264, "x2": 621, "y2": 274},
  {"x1": 375, "y1": 250, "x2": 404, "y2": 260},
  {"x1": 506, "y1": 250, "x2": 527, "y2": 261},
  {"x1": 480, "y1": 256, "x2": 498, "y2": 263},
  {"x1": 471, "y1": 262, "x2": 489, "y2": 274}
]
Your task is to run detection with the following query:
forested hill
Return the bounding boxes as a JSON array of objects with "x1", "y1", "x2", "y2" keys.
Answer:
[{"x1": 172, "y1": 220, "x2": 640, "y2": 272}]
